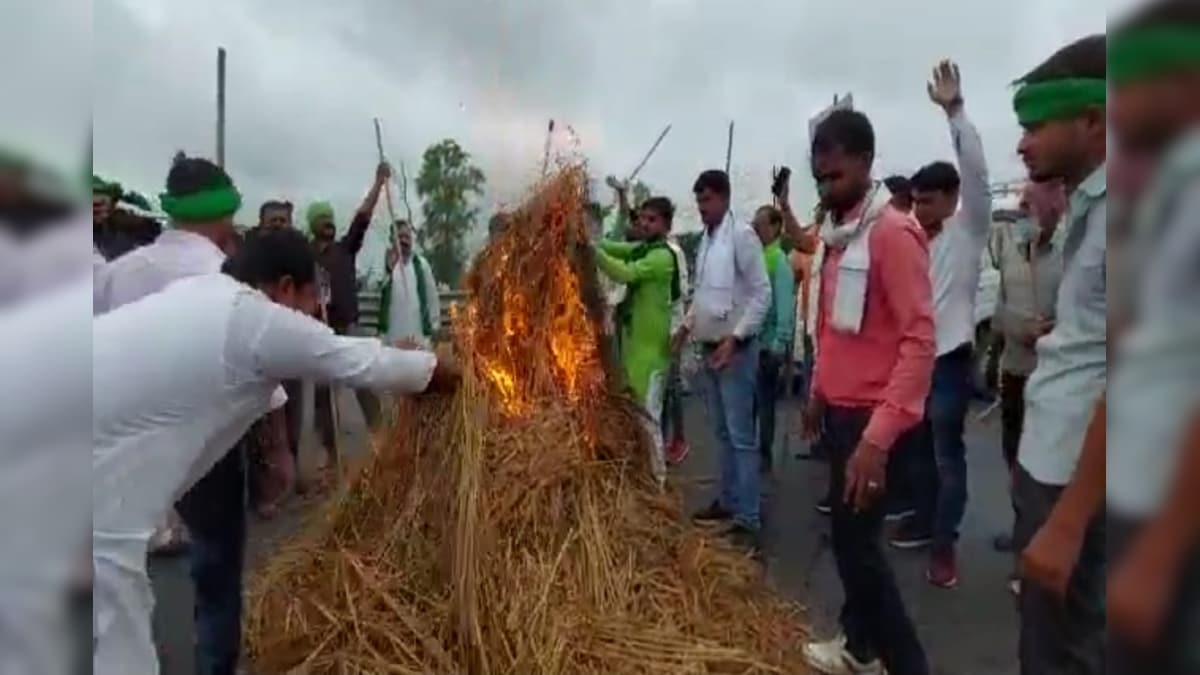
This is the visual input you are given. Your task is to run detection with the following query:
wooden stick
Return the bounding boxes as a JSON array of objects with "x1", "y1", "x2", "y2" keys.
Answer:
[
  {"x1": 373, "y1": 118, "x2": 399, "y2": 241},
  {"x1": 216, "y1": 48, "x2": 227, "y2": 167},
  {"x1": 626, "y1": 124, "x2": 672, "y2": 183},
  {"x1": 541, "y1": 119, "x2": 555, "y2": 177},
  {"x1": 724, "y1": 121, "x2": 734, "y2": 175}
]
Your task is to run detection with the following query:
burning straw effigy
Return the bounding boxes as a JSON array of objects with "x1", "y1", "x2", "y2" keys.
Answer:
[{"x1": 245, "y1": 165, "x2": 811, "y2": 674}]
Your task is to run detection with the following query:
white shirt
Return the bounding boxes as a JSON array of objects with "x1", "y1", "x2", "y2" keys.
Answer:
[
  {"x1": 0, "y1": 281, "x2": 91, "y2": 675},
  {"x1": 0, "y1": 213, "x2": 94, "y2": 307},
  {"x1": 92, "y1": 274, "x2": 437, "y2": 673},
  {"x1": 93, "y1": 228, "x2": 225, "y2": 315},
  {"x1": 1108, "y1": 136, "x2": 1200, "y2": 517},
  {"x1": 385, "y1": 253, "x2": 440, "y2": 349},
  {"x1": 928, "y1": 110, "x2": 993, "y2": 356},
  {"x1": 687, "y1": 213, "x2": 771, "y2": 343}
]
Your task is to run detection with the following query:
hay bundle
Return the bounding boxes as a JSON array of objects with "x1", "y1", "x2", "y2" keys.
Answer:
[{"x1": 246, "y1": 165, "x2": 811, "y2": 674}]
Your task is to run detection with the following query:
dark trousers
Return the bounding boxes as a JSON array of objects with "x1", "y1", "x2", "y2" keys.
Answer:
[
  {"x1": 755, "y1": 351, "x2": 783, "y2": 471},
  {"x1": 282, "y1": 379, "x2": 304, "y2": 461},
  {"x1": 911, "y1": 344, "x2": 973, "y2": 547},
  {"x1": 1012, "y1": 466, "x2": 1105, "y2": 675},
  {"x1": 999, "y1": 371, "x2": 1027, "y2": 470},
  {"x1": 1108, "y1": 515, "x2": 1200, "y2": 674},
  {"x1": 826, "y1": 406, "x2": 929, "y2": 675},
  {"x1": 175, "y1": 443, "x2": 249, "y2": 675}
]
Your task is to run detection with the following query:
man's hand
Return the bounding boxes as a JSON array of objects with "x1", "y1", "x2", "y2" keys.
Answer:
[
  {"x1": 606, "y1": 175, "x2": 628, "y2": 194},
  {"x1": 844, "y1": 439, "x2": 888, "y2": 512},
  {"x1": 1020, "y1": 513, "x2": 1087, "y2": 598},
  {"x1": 927, "y1": 59, "x2": 964, "y2": 114},
  {"x1": 258, "y1": 447, "x2": 296, "y2": 512},
  {"x1": 776, "y1": 176, "x2": 791, "y2": 210},
  {"x1": 802, "y1": 394, "x2": 826, "y2": 442},
  {"x1": 707, "y1": 336, "x2": 737, "y2": 370},
  {"x1": 376, "y1": 161, "x2": 393, "y2": 184},
  {"x1": 1020, "y1": 317, "x2": 1055, "y2": 349},
  {"x1": 392, "y1": 337, "x2": 423, "y2": 351},
  {"x1": 670, "y1": 327, "x2": 690, "y2": 354},
  {"x1": 425, "y1": 355, "x2": 462, "y2": 394}
]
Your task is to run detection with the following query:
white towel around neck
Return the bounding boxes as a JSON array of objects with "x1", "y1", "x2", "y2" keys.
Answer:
[
  {"x1": 819, "y1": 183, "x2": 892, "y2": 334},
  {"x1": 695, "y1": 211, "x2": 737, "y2": 321}
]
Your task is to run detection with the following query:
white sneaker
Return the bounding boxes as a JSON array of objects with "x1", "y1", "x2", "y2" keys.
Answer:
[{"x1": 803, "y1": 635, "x2": 885, "y2": 674}]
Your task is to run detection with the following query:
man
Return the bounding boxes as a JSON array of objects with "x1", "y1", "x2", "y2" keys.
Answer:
[
  {"x1": 888, "y1": 61, "x2": 993, "y2": 592},
  {"x1": 883, "y1": 175, "x2": 913, "y2": 213},
  {"x1": 679, "y1": 169, "x2": 770, "y2": 553},
  {"x1": 258, "y1": 199, "x2": 293, "y2": 230},
  {"x1": 381, "y1": 219, "x2": 441, "y2": 350},
  {"x1": 1003, "y1": 33, "x2": 1107, "y2": 675},
  {"x1": 593, "y1": 196, "x2": 682, "y2": 485},
  {"x1": 1104, "y1": 3, "x2": 1200, "y2": 672},
  {"x1": 94, "y1": 156, "x2": 294, "y2": 674},
  {"x1": 989, "y1": 180, "x2": 1065, "y2": 564},
  {"x1": 800, "y1": 108, "x2": 934, "y2": 675},
  {"x1": 93, "y1": 175, "x2": 137, "y2": 261},
  {"x1": 751, "y1": 205, "x2": 796, "y2": 474},
  {"x1": 92, "y1": 228, "x2": 460, "y2": 675},
  {"x1": 306, "y1": 161, "x2": 390, "y2": 477}
]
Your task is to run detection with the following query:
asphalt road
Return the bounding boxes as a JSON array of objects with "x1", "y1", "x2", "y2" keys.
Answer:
[{"x1": 144, "y1": 387, "x2": 1019, "y2": 675}]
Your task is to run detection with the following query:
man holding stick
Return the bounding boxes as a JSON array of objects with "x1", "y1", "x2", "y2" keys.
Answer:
[{"x1": 304, "y1": 161, "x2": 390, "y2": 480}]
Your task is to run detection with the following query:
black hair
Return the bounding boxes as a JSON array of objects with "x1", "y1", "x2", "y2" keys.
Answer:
[
  {"x1": 1116, "y1": 0, "x2": 1200, "y2": 33},
  {"x1": 223, "y1": 226, "x2": 317, "y2": 288},
  {"x1": 258, "y1": 200, "x2": 293, "y2": 219},
  {"x1": 755, "y1": 204, "x2": 783, "y2": 226},
  {"x1": 1016, "y1": 33, "x2": 1107, "y2": 84},
  {"x1": 165, "y1": 154, "x2": 232, "y2": 197},
  {"x1": 692, "y1": 169, "x2": 731, "y2": 198},
  {"x1": 639, "y1": 196, "x2": 675, "y2": 224},
  {"x1": 811, "y1": 109, "x2": 875, "y2": 159},
  {"x1": 910, "y1": 161, "x2": 961, "y2": 194},
  {"x1": 883, "y1": 175, "x2": 912, "y2": 197}
]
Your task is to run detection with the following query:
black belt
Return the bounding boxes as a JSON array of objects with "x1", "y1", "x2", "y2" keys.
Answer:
[{"x1": 699, "y1": 336, "x2": 753, "y2": 350}]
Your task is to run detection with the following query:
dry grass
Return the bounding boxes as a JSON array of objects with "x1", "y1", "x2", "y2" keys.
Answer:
[{"x1": 245, "y1": 165, "x2": 811, "y2": 674}]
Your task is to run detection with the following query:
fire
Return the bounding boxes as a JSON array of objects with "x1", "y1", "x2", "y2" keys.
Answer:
[{"x1": 454, "y1": 165, "x2": 608, "y2": 419}]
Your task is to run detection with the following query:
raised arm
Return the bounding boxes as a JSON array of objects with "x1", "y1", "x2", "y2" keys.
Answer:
[
  {"x1": 342, "y1": 162, "x2": 392, "y2": 257},
  {"x1": 929, "y1": 60, "x2": 992, "y2": 241},
  {"x1": 594, "y1": 245, "x2": 673, "y2": 286},
  {"x1": 862, "y1": 221, "x2": 937, "y2": 451}
]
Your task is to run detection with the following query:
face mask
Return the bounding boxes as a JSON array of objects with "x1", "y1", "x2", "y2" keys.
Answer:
[{"x1": 1013, "y1": 218, "x2": 1036, "y2": 245}]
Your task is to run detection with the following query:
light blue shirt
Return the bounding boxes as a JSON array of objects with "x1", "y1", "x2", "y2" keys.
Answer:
[
  {"x1": 1108, "y1": 132, "x2": 1200, "y2": 517},
  {"x1": 1018, "y1": 164, "x2": 1107, "y2": 486}
]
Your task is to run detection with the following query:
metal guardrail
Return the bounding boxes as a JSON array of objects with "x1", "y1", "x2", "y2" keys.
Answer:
[{"x1": 357, "y1": 288, "x2": 467, "y2": 337}]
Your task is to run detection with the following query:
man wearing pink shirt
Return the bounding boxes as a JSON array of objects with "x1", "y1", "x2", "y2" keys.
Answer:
[{"x1": 801, "y1": 109, "x2": 935, "y2": 675}]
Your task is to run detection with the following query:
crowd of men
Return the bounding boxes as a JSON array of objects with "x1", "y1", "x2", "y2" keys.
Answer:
[{"x1": 0, "y1": 2, "x2": 1195, "y2": 674}]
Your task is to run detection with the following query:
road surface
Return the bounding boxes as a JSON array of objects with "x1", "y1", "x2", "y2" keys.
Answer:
[{"x1": 142, "y1": 388, "x2": 1019, "y2": 675}]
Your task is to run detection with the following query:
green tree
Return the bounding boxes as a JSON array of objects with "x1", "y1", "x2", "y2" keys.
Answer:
[{"x1": 415, "y1": 139, "x2": 486, "y2": 287}]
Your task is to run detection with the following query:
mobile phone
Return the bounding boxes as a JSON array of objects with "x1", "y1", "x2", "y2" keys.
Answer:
[{"x1": 771, "y1": 166, "x2": 792, "y2": 198}]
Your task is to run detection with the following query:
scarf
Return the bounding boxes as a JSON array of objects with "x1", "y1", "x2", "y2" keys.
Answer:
[
  {"x1": 819, "y1": 182, "x2": 891, "y2": 334},
  {"x1": 694, "y1": 211, "x2": 737, "y2": 321}
]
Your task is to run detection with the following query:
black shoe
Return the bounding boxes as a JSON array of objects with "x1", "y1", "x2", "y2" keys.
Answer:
[
  {"x1": 692, "y1": 500, "x2": 733, "y2": 523},
  {"x1": 888, "y1": 518, "x2": 933, "y2": 550},
  {"x1": 814, "y1": 497, "x2": 832, "y2": 515},
  {"x1": 992, "y1": 533, "x2": 1014, "y2": 553},
  {"x1": 885, "y1": 506, "x2": 916, "y2": 523},
  {"x1": 724, "y1": 524, "x2": 762, "y2": 557}
]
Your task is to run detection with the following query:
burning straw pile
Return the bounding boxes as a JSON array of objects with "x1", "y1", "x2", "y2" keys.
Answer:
[{"x1": 246, "y1": 165, "x2": 811, "y2": 674}]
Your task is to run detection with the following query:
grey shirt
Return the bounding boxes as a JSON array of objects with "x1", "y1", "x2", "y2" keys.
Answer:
[
  {"x1": 993, "y1": 221, "x2": 1064, "y2": 376},
  {"x1": 1108, "y1": 132, "x2": 1200, "y2": 517},
  {"x1": 1018, "y1": 164, "x2": 1107, "y2": 486}
]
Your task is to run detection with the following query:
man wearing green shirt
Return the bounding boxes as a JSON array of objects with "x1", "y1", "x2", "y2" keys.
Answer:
[
  {"x1": 751, "y1": 205, "x2": 796, "y2": 473},
  {"x1": 593, "y1": 196, "x2": 682, "y2": 485}
]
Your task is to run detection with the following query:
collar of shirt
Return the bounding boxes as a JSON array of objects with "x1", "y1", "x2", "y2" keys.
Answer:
[
  {"x1": 157, "y1": 229, "x2": 226, "y2": 263},
  {"x1": 1070, "y1": 163, "x2": 1108, "y2": 213}
]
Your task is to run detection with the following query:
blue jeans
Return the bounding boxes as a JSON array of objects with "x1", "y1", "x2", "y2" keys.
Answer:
[
  {"x1": 912, "y1": 344, "x2": 973, "y2": 548},
  {"x1": 176, "y1": 442, "x2": 249, "y2": 675},
  {"x1": 697, "y1": 339, "x2": 761, "y2": 530}
]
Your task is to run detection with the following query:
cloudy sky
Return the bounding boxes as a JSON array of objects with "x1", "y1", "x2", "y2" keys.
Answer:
[{"x1": 11, "y1": 0, "x2": 1123, "y2": 271}]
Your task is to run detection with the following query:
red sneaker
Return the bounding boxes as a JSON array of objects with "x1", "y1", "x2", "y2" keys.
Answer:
[
  {"x1": 666, "y1": 437, "x2": 690, "y2": 465},
  {"x1": 926, "y1": 546, "x2": 960, "y2": 589}
]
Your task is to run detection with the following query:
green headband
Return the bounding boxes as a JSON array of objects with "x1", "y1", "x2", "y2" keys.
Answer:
[
  {"x1": 159, "y1": 185, "x2": 242, "y2": 222},
  {"x1": 1110, "y1": 27, "x2": 1200, "y2": 85},
  {"x1": 1012, "y1": 78, "x2": 1107, "y2": 126}
]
